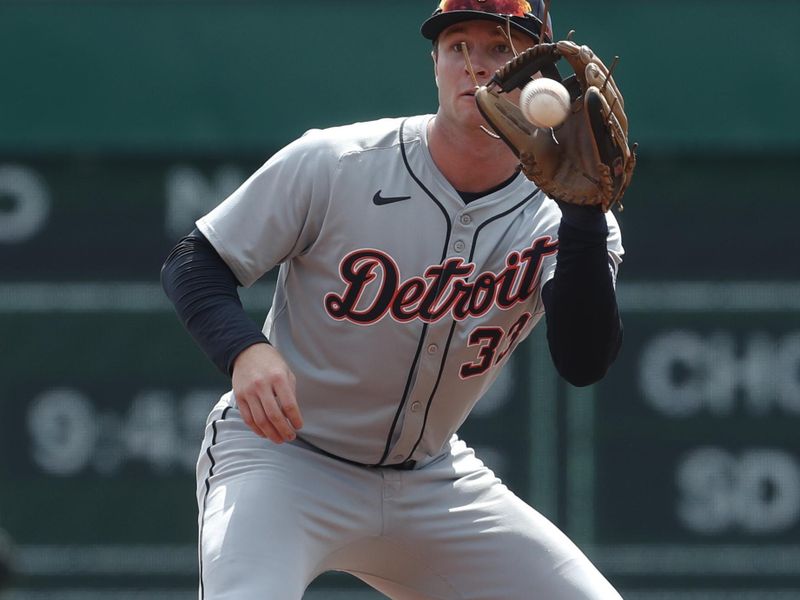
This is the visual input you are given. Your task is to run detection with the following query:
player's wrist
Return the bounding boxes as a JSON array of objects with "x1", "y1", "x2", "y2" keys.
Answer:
[
  {"x1": 229, "y1": 338, "x2": 272, "y2": 376},
  {"x1": 556, "y1": 201, "x2": 608, "y2": 234}
]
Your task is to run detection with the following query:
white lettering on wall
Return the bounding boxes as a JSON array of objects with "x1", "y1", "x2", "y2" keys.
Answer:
[
  {"x1": 640, "y1": 330, "x2": 800, "y2": 417},
  {"x1": 164, "y1": 165, "x2": 245, "y2": 237},
  {"x1": 0, "y1": 164, "x2": 50, "y2": 243},
  {"x1": 677, "y1": 447, "x2": 800, "y2": 534}
]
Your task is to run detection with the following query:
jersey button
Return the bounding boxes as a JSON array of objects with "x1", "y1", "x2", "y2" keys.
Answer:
[
  {"x1": 427, "y1": 343, "x2": 438, "y2": 354},
  {"x1": 460, "y1": 215, "x2": 472, "y2": 225},
  {"x1": 454, "y1": 240, "x2": 466, "y2": 252},
  {"x1": 393, "y1": 454, "x2": 404, "y2": 462},
  {"x1": 410, "y1": 401, "x2": 422, "y2": 412}
]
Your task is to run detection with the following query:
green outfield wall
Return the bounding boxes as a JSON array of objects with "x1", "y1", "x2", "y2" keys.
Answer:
[{"x1": 1, "y1": 0, "x2": 799, "y2": 153}]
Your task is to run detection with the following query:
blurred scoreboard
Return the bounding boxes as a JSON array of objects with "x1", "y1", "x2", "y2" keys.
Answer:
[
  {"x1": 583, "y1": 284, "x2": 800, "y2": 596},
  {"x1": 1, "y1": 157, "x2": 799, "y2": 599}
]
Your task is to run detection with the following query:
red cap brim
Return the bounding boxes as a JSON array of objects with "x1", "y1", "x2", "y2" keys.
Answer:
[{"x1": 420, "y1": 10, "x2": 548, "y2": 42}]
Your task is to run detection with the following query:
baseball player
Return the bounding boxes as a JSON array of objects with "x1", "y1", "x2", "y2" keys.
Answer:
[{"x1": 162, "y1": 1, "x2": 629, "y2": 598}]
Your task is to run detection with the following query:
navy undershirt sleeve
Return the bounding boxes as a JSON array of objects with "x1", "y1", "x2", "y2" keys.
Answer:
[
  {"x1": 541, "y1": 203, "x2": 623, "y2": 386},
  {"x1": 160, "y1": 229, "x2": 269, "y2": 376}
]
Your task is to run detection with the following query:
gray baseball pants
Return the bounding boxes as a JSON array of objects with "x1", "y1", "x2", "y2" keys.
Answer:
[{"x1": 197, "y1": 397, "x2": 623, "y2": 599}]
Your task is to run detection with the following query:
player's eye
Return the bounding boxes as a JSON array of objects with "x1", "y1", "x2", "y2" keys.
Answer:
[
  {"x1": 451, "y1": 42, "x2": 467, "y2": 53},
  {"x1": 495, "y1": 43, "x2": 511, "y2": 54}
]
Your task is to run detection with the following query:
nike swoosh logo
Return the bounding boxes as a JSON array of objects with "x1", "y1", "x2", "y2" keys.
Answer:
[{"x1": 373, "y1": 190, "x2": 412, "y2": 206}]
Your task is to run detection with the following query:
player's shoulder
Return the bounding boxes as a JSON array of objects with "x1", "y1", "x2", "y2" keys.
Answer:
[
  {"x1": 297, "y1": 115, "x2": 430, "y2": 160},
  {"x1": 257, "y1": 116, "x2": 428, "y2": 180}
]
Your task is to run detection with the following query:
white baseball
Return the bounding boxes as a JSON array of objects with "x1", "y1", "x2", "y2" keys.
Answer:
[{"x1": 520, "y1": 78, "x2": 571, "y2": 129}]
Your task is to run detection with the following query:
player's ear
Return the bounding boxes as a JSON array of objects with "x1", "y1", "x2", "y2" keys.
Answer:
[{"x1": 431, "y1": 47, "x2": 439, "y2": 87}]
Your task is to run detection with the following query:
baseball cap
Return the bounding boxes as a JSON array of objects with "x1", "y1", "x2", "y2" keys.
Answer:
[{"x1": 421, "y1": 0, "x2": 553, "y2": 43}]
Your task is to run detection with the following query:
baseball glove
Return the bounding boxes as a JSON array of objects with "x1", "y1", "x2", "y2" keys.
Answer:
[{"x1": 475, "y1": 39, "x2": 636, "y2": 211}]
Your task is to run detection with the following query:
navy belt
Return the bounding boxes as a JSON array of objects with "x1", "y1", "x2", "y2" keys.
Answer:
[{"x1": 295, "y1": 436, "x2": 417, "y2": 471}]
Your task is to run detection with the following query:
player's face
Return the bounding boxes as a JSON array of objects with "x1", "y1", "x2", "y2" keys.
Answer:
[{"x1": 432, "y1": 20, "x2": 535, "y2": 130}]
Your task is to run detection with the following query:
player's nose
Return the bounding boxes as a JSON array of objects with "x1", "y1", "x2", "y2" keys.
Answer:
[
  {"x1": 466, "y1": 64, "x2": 488, "y2": 78},
  {"x1": 463, "y1": 51, "x2": 489, "y2": 81}
]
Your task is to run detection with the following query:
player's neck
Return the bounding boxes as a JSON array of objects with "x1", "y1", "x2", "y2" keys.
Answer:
[{"x1": 427, "y1": 114, "x2": 520, "y2": 194}]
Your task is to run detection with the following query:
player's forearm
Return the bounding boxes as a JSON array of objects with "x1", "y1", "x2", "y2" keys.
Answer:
[
  {"x1": 160, "y1": 229, "x2": 269, "y2": 376},
  {"x1": 542, "y1": 204, "x2": 622, "y2": 387}
]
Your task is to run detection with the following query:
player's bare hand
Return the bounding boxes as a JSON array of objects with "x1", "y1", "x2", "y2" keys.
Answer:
[{"x1": 232, "y1": 343, "x2": 303, "y2": 443}]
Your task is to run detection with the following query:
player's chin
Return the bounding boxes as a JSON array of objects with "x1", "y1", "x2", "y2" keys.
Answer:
[
  {"x1": 471, "y1": 110, "x2": 494, "y2": 132},
  {"x1": 441, "y1": 98, "x2": 486, "y2": 131},
  {"x1": 458, "y1": 98, "x2": 485, "y2": 124}
]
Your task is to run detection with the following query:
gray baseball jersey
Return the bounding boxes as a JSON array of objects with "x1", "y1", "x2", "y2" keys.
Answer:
[{"x1": 197, "y1": 114, "x2": 623, "y2": 467}]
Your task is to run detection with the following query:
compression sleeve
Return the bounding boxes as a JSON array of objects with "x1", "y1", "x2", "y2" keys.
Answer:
[
  {"x1": 541, "y1": 203, "x2": 623, "y2": 387},
  {"x1": 160, "y1": 229, "x2": 269, "y2": 376}
]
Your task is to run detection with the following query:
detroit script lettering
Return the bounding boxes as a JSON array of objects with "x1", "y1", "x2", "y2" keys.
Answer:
[{"x1": 325, "y1": 237, "x2": 558, "y2": 325}]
